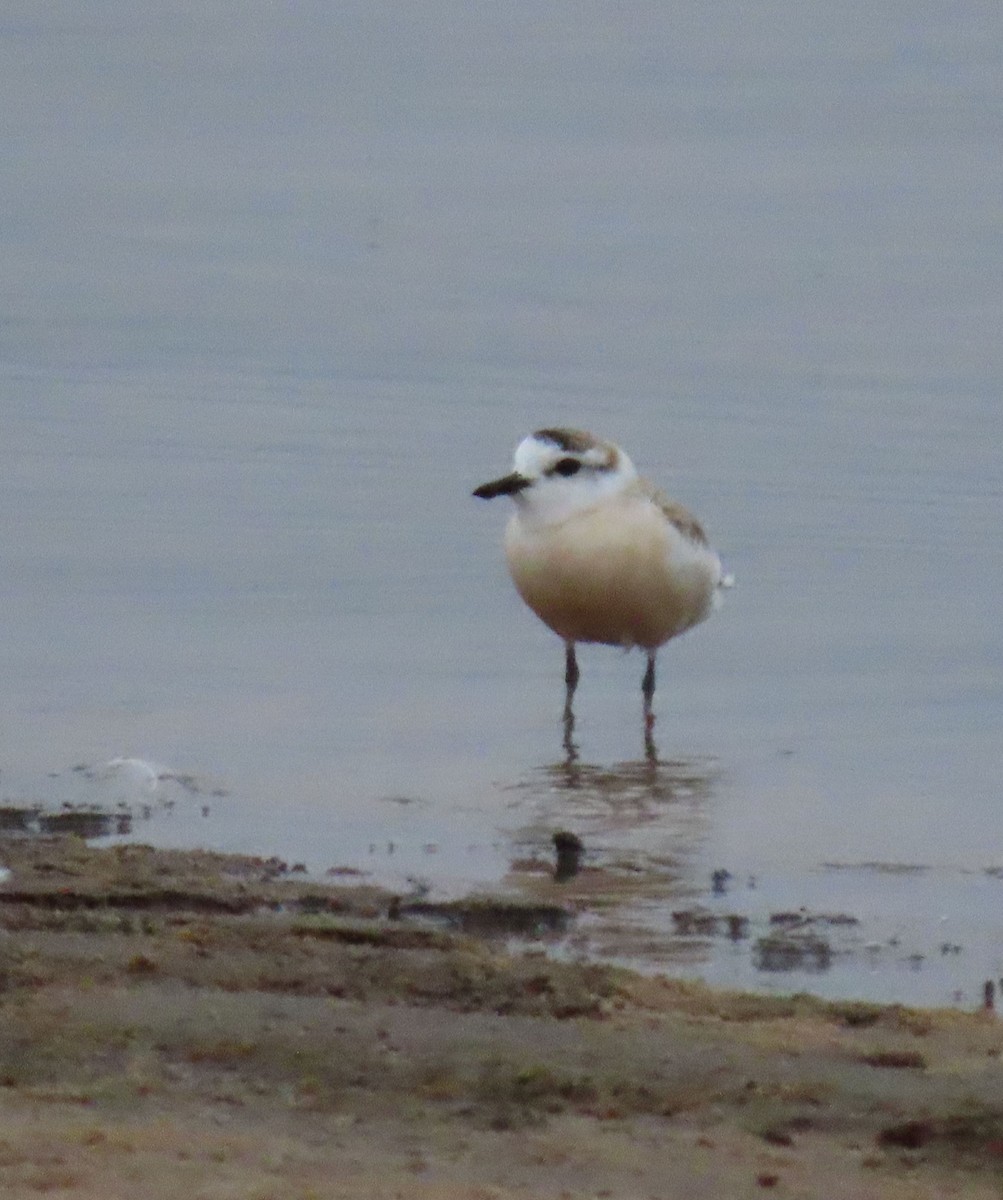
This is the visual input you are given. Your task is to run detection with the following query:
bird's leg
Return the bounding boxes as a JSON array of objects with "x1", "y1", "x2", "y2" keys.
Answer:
[
  {"x1": 562, "y1": 642, "x2": 580, "y2": 763},
  {"x1": 642, "y1": 651, "x2": 658, "y2": 761},
  {"x1": 564, "y1": 642, "x2": 580, "y2": 701},
  {"x1": 642, "y1": 651, "x2": 657, "y2": 726}
]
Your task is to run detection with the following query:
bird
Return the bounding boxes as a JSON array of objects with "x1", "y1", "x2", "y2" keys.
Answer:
[{"x1": 473, "y1": 427, "x2": 730, "y2": 729}]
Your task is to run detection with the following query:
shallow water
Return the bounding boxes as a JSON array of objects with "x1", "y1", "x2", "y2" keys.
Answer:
[{"x1": 2, "y1": 2, "x2": 1002, "y2": 1006}]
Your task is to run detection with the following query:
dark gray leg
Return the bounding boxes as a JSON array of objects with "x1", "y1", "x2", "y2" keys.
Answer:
[
  {"x1": 562, "y1": 642, "x2": 579, "y2": 761},
  {"x1": 642, "y1": 651, "x2": 656, "y2": 712},
  {"x1": 642, "y1": 651, "x2": 658, "y2": 761},
  {"x1": 564, "y1": 642, "x2": 579, "y2": 697}
]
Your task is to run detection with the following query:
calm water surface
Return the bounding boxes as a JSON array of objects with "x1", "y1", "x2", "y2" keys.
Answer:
[{"x1": 2, "y1": 2, "x2": 1002, "y2": 1006}]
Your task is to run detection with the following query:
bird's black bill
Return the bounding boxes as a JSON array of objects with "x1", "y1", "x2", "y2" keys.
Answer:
[{"x1": 472, "y1": 472, "x2": 529, "y2": 499}]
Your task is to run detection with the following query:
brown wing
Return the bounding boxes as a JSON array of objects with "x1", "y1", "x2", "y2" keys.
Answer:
[{"x1": 636, "y1": 478, "x2": 709, "y2": 546}]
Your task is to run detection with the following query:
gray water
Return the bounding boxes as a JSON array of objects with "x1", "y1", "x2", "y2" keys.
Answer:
[{"x1": 3, "y1": 1, "x2": 1002, "y2": 1007}]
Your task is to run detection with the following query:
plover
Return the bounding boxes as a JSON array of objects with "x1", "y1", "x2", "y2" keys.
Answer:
[{"x1": 473, "y1": 427, "x2": 730, "y2": 722}]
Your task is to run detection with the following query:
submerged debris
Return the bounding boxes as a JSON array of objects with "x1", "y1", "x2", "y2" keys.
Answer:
[
  {"x1": 552, "y1": 831, "x2": 584, "y2": 882},
  {"x1": 754, "y1": 933, "x2": 833, "y2": 973},
  {"x1": 711, "y1": 868, "x2": 732, "y2": 895}
]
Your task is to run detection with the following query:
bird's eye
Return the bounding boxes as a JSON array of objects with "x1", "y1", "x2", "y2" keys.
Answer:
[{"x1": 553, "y1": 457, "x2": 582, "y2": 477}]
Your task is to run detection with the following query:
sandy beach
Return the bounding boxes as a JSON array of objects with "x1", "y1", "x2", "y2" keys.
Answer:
[{"x1": 0, "y1": 834, "x2": 1000, "y2": 1198}]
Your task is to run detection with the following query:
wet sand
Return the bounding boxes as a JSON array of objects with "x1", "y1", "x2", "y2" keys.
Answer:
[{"x1": 1, "y1": 835, "x2": 1001, "y2": 1198}]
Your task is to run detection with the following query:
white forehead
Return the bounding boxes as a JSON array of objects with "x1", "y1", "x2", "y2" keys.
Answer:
[{"x1": 512, "y1": 432, "x2": 623, "y2": 479}]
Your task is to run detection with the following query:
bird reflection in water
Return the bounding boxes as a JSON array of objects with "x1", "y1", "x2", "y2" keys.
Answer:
[
  {"x1": 562, "y1": 682, "x2": 662, "y2": 768},
  {"x1": 513, "y1": 717, "x2": 719, "y2": 869}
]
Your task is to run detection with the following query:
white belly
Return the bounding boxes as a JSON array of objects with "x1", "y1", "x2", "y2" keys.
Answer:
[{"x1": 504, "y1": 495, "x2": 721, "y2": 650}]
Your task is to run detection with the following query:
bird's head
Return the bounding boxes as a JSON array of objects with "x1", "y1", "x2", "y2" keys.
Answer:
[{"x1": 473, "y1": 427, "x2": 636, "y2": 526}]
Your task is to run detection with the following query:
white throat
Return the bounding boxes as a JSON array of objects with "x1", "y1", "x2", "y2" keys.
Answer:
[{"x1": 512, "y1": 438, "x2": 637, "y2": 530}]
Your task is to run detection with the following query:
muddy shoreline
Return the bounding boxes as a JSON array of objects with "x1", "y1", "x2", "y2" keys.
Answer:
[{"x1": 1, "y1": 835, "x2": 1001, "y2": 1197}]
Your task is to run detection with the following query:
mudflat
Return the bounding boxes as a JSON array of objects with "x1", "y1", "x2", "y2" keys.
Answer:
[{"x1": 1, "y1": 836, "x2": 1000, "y2": 1199}]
